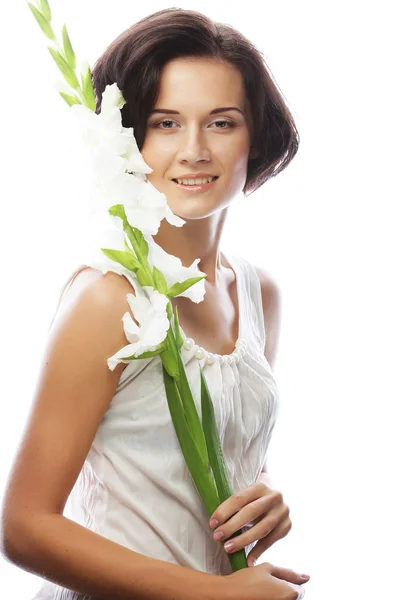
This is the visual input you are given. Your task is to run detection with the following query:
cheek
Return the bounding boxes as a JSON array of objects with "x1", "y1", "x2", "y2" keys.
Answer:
[
  {"x1": 226, "y1": 147, "x2": 251, "y2": 179},
  {"x1": 215, "y1": 132, "x2": 251, "y2": 167},
  {"x1": 221, "y1": 148, "x2": 250, "y2": 193},
  {"x1": 141, "y1": 132, "x2": 170, "y2": 162}
]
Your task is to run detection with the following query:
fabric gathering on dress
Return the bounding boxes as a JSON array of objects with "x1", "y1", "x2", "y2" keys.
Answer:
[{"x1": 31, "y1": 253, "x2": 283, "y2": 600}]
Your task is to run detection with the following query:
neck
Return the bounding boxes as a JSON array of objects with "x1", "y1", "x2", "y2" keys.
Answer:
[{"x1": 152, "y1": 208, "x2": 229, "y2": 285}]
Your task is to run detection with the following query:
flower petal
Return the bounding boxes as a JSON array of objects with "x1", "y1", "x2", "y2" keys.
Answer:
[
  {"x1": 164, "y1": 202, "x2": 186, "y2": 227},
  {"x1": 101, "y1": 82, "x2": 126, "y2": 112},
  {"x1": 107, "y1": 342, "x2": 142, "y2": 370},
  {"x1": 146, "y1": 239, "x2": 206, "y2": 303}
]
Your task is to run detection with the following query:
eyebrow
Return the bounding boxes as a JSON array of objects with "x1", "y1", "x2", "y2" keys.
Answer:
[{"x1": 149, "y1": 107, "x2": 244, "y2": 116}]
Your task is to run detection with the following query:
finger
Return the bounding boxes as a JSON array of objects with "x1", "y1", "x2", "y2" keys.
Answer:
[
  {"x1": 213, "y1": 496, "x2": 278, "y2": 546},
  {"x1": 242, "y1": 516, "x2": 291, "y2": 559},
  {"x1": 268, "y1": 564, "x2": 310, "y2": 585},
  {"x1": 209, "y1": 483, "x2": 267, "y2": 528}
]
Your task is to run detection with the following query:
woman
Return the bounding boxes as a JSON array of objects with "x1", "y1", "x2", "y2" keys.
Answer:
[{"x1": 0, "y1": 8, "x2": 308, "y2": 599}]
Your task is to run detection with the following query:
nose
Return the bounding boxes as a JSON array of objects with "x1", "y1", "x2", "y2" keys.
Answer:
[{"x1": 176, "y1": 126, "x2": 211, "y2": 166}]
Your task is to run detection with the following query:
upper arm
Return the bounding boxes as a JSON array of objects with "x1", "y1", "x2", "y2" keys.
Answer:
[
  {"x1": 252, "y1": 265, "x2": 282, "y2": 371},
  {"x1": 1, "y1": 268, "x2": 137, "y2": 549},
  {"x1": 253, "y1": 266, "x2": 282, "y2": 474}
]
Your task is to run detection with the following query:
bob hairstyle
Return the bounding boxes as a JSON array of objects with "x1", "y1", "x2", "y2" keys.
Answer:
[{"x1": 49, "y1": 7, "x2": 299, "y2": 329}]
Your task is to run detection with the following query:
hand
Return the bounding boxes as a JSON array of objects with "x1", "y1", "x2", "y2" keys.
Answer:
[
  {"x1": 223, "y1": 562, "x2": 310, "y2": 600},
  {"x1": 209, "y1": 481, "x2": 292, "y2": 567}
]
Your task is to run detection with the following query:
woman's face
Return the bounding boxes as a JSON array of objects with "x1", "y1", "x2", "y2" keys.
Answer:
[{"x1": 141, "y1": 57, "x2": 254, "y2": 220}]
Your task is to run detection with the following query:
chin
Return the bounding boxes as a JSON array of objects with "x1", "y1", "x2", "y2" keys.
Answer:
[{"x1": 167, "y1": 197, "x2": 226, "y2": 221}]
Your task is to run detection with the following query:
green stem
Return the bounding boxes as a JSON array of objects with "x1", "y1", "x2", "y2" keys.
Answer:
[{"x1": 164, "y1": 324, "x2": 248, "y2": 572}]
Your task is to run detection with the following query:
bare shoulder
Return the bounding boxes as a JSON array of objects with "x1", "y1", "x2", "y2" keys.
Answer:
[
  {"x1": 251, "y1": 263, "x2": 282, "y2": 370},
  {"x1": 54, "y1": 266, "x2": 140, "y2": 377},
  {"x1": 50, "y1": 267, "x2": 135, "y2": 375},
  {"x1": 251, "y1": 264, "x2": 281, "y2": 305},
  {"x1": 56, "y1": 267, "x2": 137, "y2": 323}
]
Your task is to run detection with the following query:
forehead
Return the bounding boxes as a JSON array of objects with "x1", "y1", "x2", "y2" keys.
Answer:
[{"x1": 156, "y1": 57, "x2": 247, "y2": 109}]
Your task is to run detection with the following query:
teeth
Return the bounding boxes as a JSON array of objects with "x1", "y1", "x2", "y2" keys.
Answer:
[{"x1": 176, "y1": 176, "x2": 215, "y2": 185}]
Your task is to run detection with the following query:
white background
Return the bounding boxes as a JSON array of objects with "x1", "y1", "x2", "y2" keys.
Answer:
[{"x1": 1, "y1": 1, "x2": 399, "y2": 598}]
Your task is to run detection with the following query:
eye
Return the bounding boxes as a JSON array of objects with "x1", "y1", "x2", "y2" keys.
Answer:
[
  {"x1": 211, "y1": 120, "x2": 235, "y2": 129},
  {"x1": 153, "y1": 119, "x2": 178, "y2": 129}
]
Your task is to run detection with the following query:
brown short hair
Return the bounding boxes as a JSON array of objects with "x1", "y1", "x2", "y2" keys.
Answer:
[{"x1": 92, "y1": 7, "x2": 300, "y2": 197}]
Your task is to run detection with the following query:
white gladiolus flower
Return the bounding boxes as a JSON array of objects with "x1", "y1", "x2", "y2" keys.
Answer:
[
  {"x1": 100, "y1": 82, "x2": 126, "y2": 112},
  {"x1": 121, "y1": 130, "x2": 154, "y2": 175},
  {"x1": 70, "y1": 83, "x2": 152, "y2": 179},
  {"x1": 91, "y1": 151, "x2": 129, "y2": 197},
  {"x1": 71, "y1": 103, "x2": 131, "y2": 160},
  {"x1": 146, "y1": 237, "x2": 207, "y2": 303},
  {"x1": 124, "y1": 178, "x2": 186, "y2": 234},
  {"x1": 98, "y1": 173, "x2": 185, "y2": 236},
  {"x1": 107, "y1": 281, "x2": 170, "y2": 370}
]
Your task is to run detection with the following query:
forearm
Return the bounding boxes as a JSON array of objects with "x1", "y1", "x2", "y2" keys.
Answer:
[{"x1": 4, "y1": 513, "x2": 226, "y2": 600}]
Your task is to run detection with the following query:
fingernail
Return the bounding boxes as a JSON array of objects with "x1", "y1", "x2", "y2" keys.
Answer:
[
  {"x1": 224, "y1": 541, "x2": 236, "y2": 552},
  {"x1": 300, "y1": 574, "x2": 310, "y2": 580},
  {"x1": 209, "y1": 518, "x2": 219, "y2": 528}
]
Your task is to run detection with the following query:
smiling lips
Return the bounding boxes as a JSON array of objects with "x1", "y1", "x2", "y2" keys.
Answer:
[{"x1": 171, "y1": 175, "x2": 219, "y2": 192}]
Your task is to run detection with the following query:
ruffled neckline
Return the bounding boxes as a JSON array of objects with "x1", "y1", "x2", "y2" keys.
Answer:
[{"x1": 178, "y1": 253, "x2": 248, "y2": 366}]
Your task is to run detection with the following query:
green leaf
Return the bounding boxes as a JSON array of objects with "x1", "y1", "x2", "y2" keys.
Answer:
[
  {"x1": 108, "y1": 204, "x2": 128, "y2": 223},
  {"x1": 134, "y1": 348, "x2": 164, "y2": 359},
  {"x1": 27, "y1": 3, "x2": 55, "y2": 40},
  {"x1": 119, "y1": 218, "x2": 148, "y2": 262},
  {"x1": 107, "y1": 207, "x2": 149, "y2": 265},
  {"x1": 200, "y1": 367, "x2": 233, "y2": 502},
  {"x1": 115, "y1": 349, "x2": 159, "y2": 361},
  {"x1": 166, "y1": 302, "x2": 173, "y2": 321},
  {"x1": 168, "y1": 275, "x2": 207, "y2": 298},
  {"x1": 129, "y1": 226, "x2": 149, "y2": 259},
  {"x1": 114, "y1": 337, "x2": 168, "y2": 363},
  {"x1": 48, "y1": 46, "x2": 80, "y2": 90},
  {"x1": 162, "y1": 364, "x2": 220, "y2": 516},
  {"x1": 173, "y1": 304, "x2": 184, "y2": 351},
  {"x1": 200, "y1": 365, "x2": 248, "y2": 571},
  {"x1": 174, "y1": 350, "x2": 209, "y2": 471},
  {"x1": 135, "y1": 265, "x2": 153, "y2": 287},
  {"x1": 58, "y1": 91, "x2": 82, "y2": 107},
  {"x1": 61, "y1": 24, "x2": 76, "y2": 70},
  {"x1": 125, "y1": 343, "x2": 167, "y2": 360},
  {"x1": 124, "y1": 226, "x2": 138, "y2": 256},
  {"x1": 160, "y1": 349, "x2": 179, "y2": 379},
  {"x1": 38, "y1": 0, "x2": 51, "y2": 21},
  {"x1": 160, "y1": 329, "x2": 180, "y2": 379},
  {"x1": 153, "y1": 266, "x2": 168, "y2": 295},
  {"x1": 123, "y1": 238, "x2": 134, "y2": 254},
  {"x1": 80, "y1": 62, "x2": 96, "y2": 112},
  {"x1": 100, "y1": 248, "x2": 140, "y2": 272}
]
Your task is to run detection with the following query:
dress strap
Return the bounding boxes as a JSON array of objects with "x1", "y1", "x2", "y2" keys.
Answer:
[{"x1": 225, "y1": 254, "x2": 266, "y2": 352}]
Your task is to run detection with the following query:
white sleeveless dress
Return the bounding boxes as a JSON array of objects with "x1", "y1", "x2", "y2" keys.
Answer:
[{"x1": 31, "y1": 253, "x2": 302, "y2": 600}]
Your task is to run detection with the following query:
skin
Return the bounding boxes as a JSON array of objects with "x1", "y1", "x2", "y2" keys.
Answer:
[{"x1": 140, "y1": 56, "x2": 257, "y2": 356}]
